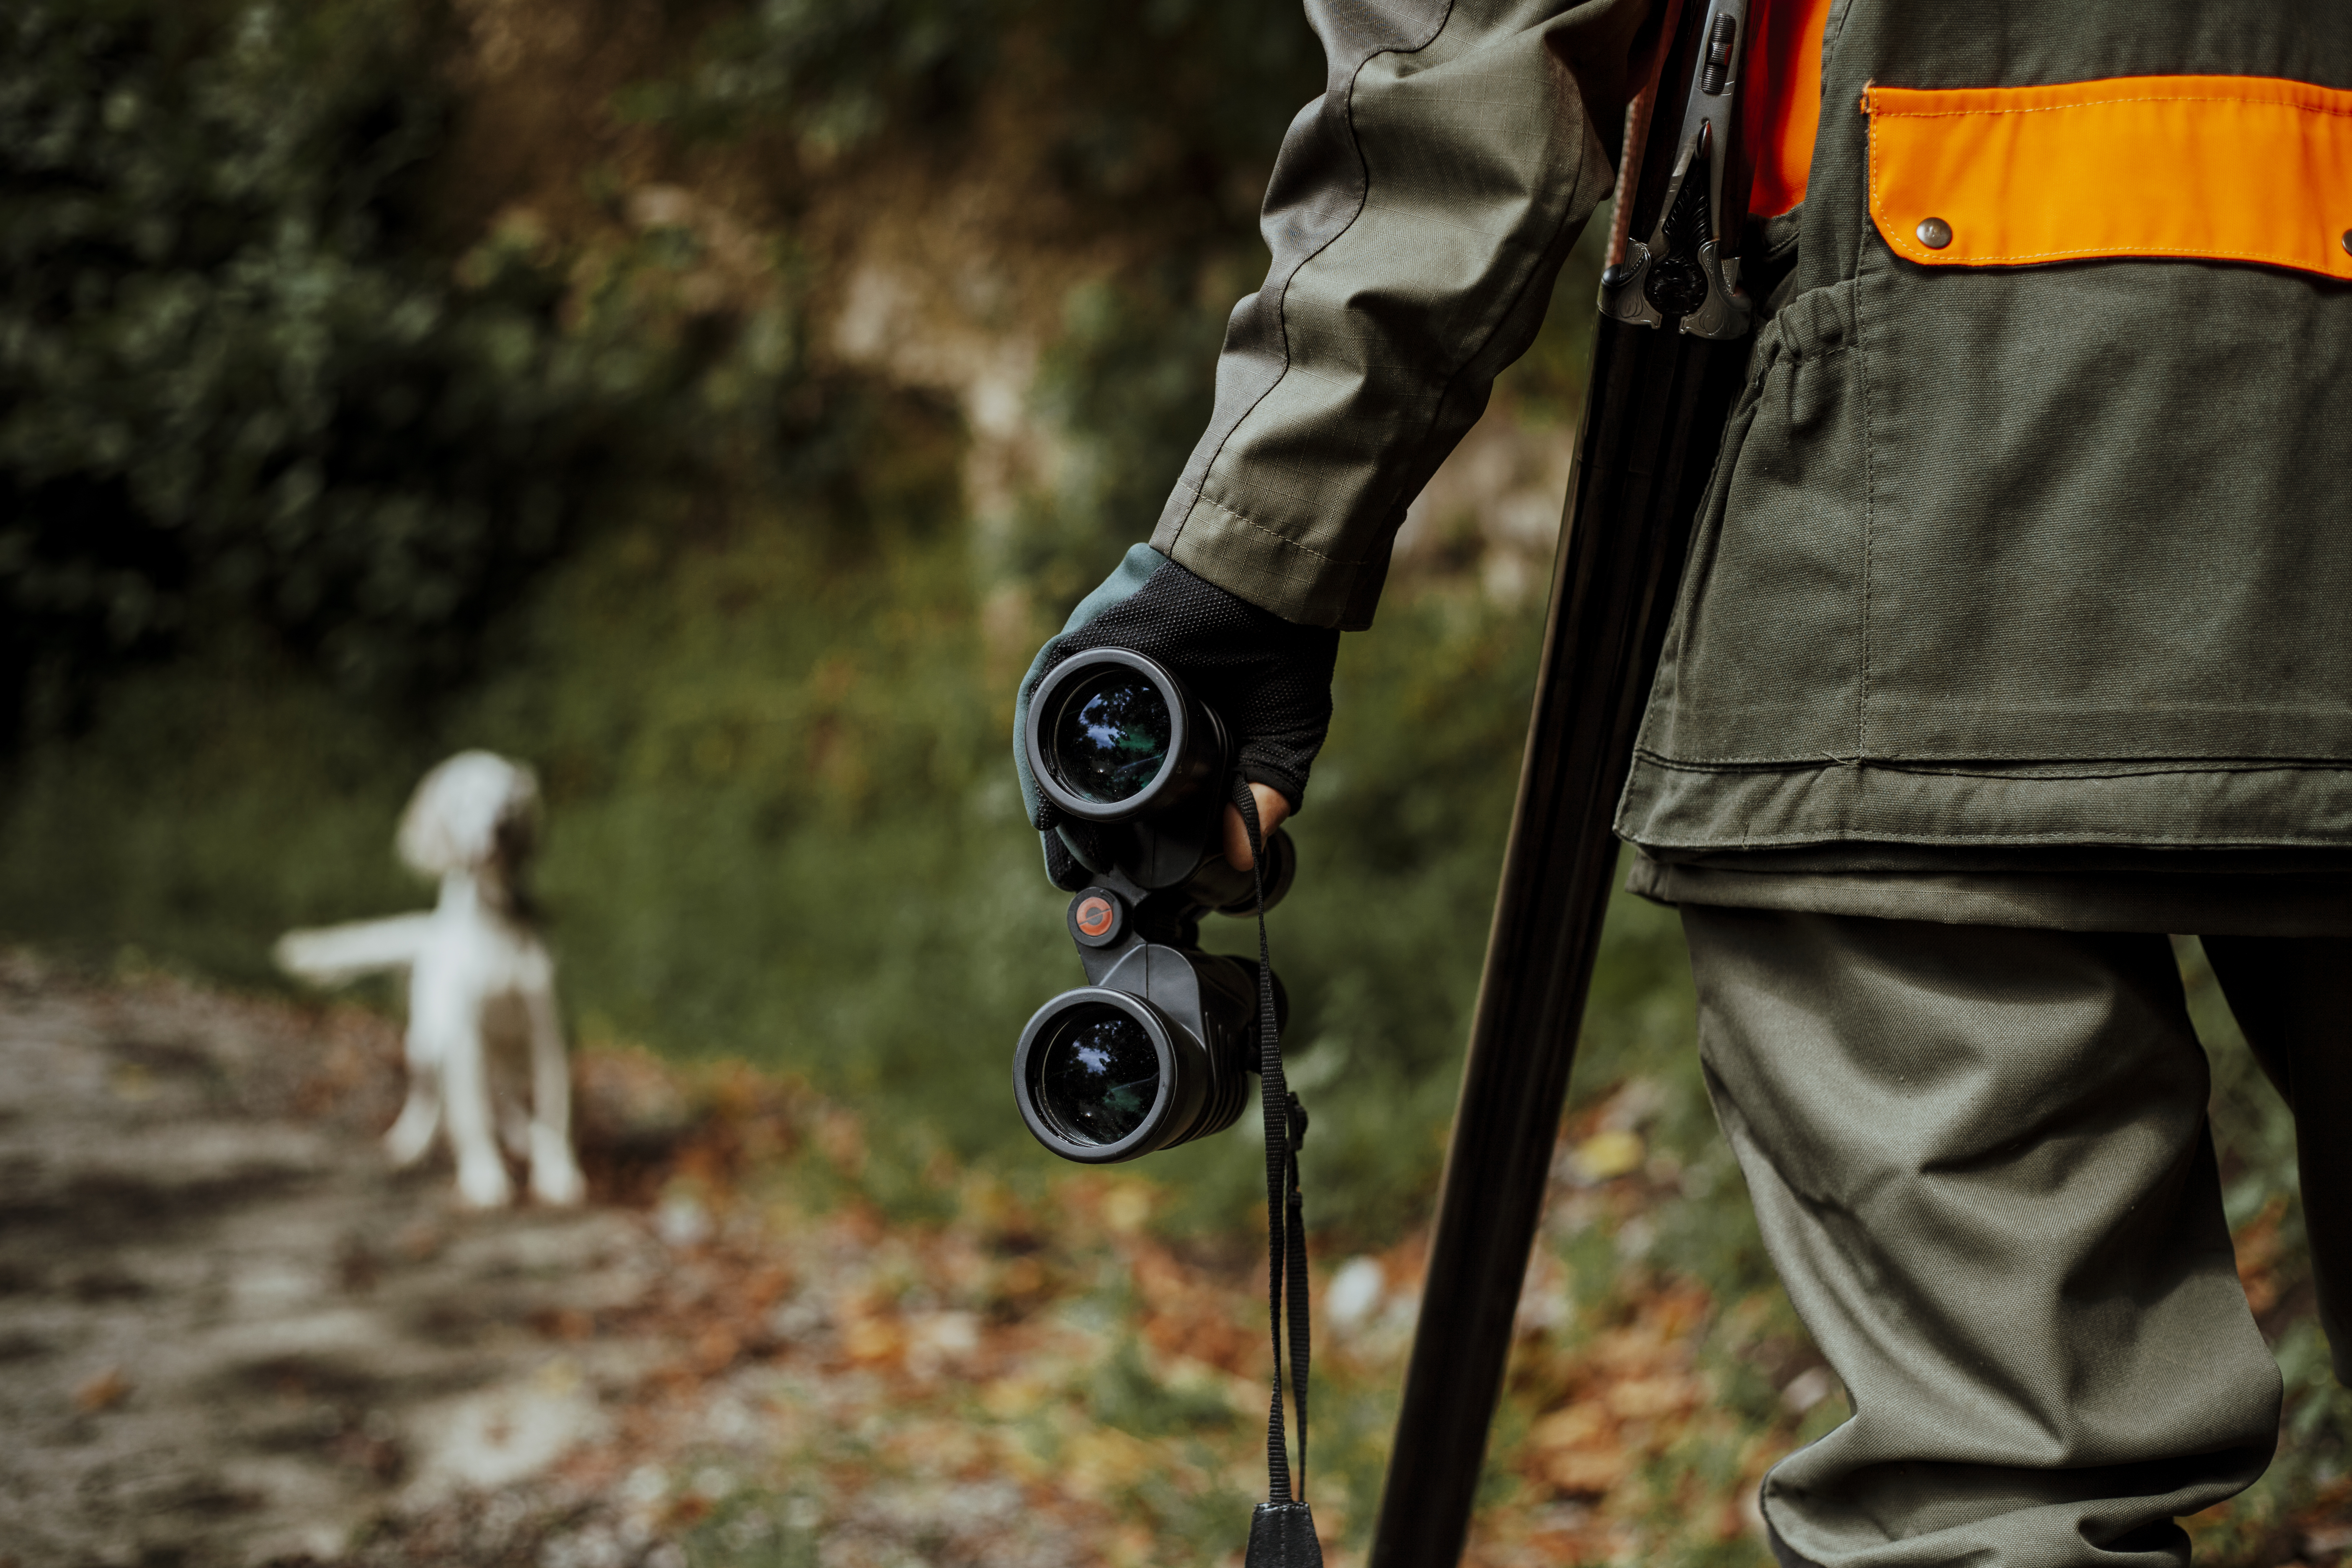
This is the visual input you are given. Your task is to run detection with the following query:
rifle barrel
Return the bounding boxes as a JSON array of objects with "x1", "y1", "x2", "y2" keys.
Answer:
[
  {"x1": 1361, "y1": 0, "x2": 1765, "y2": 1551},
  {"x1": 1363, "y1": 259, "x2": 1749, "y2": 1568}
]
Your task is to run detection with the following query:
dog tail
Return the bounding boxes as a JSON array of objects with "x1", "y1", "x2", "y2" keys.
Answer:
[{"x1": 274, "y1": 914, "x2": 435, "y2": 986}]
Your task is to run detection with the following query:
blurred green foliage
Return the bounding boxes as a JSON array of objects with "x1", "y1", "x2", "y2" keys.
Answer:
[
  {"x1": 2178, "y1": 937, "x2": 2352, "y2": 1561},
  {"x1": 0, "y1": 0, "x2": 773, "y2": 732},
  {"x1": 620, "y1": 0, "x2": 1002, "y2": 155},
  {"x1": 629, "y1": 0, "x2": 1323, "y2": 193},
  {"x1": 0, "y1": 0, "x2": 1470, "y2": 1242},
  {"x1": 0, "y1": 499, "x2": 1576, "y2": 1243},
  {"x1": 0, "y1": 0, "x2": 1326, "y2": 735},
  {"x1": 1020, "y1": 261, "x2": 1245, "y2": 609}
]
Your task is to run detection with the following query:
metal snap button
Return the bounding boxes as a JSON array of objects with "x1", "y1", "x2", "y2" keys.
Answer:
[
  {"x1": 2342, "y1": 228, "x2": 2352, "y2": 257},
  {"x1": 1916, "y1": 217, "x2": 1953, "y2": 250}
]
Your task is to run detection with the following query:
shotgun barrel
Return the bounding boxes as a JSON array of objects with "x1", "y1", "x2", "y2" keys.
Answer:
[{"x1": 1364, "y1": 0, "x2": 1758, "y2": 1560}]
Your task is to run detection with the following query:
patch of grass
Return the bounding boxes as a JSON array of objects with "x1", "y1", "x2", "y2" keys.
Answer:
[{"x1": 0, "y1": 494, "x2": 1615, "y2": 1251}]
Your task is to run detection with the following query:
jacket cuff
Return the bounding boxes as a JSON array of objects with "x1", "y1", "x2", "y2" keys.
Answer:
[{"x1": 1153, "y1": 490, "x2": 1394, "y2": 632}]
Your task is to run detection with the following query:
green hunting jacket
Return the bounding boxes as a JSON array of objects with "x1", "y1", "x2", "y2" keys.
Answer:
[{"x1": 1153, "y1": 0, "x2": 2352, "y2": 855}]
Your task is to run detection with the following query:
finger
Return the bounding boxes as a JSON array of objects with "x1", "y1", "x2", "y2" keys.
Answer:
[{"x1": 1221, "y1": 783, "x2": 1292, "y2": 870}]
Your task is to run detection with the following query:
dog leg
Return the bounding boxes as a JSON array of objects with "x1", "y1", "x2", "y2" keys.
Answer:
[
  {"x1": 384, "y1": 1029, "x2": 443, "y2": 1168},
  {"x1": 440, "y1": 1015, "x2": 514, "y2": 1208},
  {"x1": 496, "y1": 1055, "x2": 534, "y2": 1160},
  {"x1": 523, "y1": 975, "x2": 586, "y2": 1206}
]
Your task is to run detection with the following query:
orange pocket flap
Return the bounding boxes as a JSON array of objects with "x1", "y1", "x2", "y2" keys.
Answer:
[{"x1": 1866, "y1": 75, "x2": 2352, "y2": 281}]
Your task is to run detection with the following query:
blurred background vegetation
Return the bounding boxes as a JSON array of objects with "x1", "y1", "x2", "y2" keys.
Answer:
[
  {"x1": 0, "y1": 0, "x2": 2338, "y2": 1561},
  {"x1": 0, "y1": 0, "x2": 1595, "y2": 1239}
]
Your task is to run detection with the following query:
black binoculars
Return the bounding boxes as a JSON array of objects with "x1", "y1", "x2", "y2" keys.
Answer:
[{"x1": 1016, "y1": 648, "x2": 1293, "y2": 1164}]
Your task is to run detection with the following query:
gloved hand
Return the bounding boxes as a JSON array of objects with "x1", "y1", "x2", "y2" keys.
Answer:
[{"x1": 1015, "y1": 545, "x2": 1341, "y2": 890}]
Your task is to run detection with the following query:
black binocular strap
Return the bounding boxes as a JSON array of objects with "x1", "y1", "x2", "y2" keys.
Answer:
[{"x1": 1235, "y1": 780, "x2": 1311, "y2": 1506}]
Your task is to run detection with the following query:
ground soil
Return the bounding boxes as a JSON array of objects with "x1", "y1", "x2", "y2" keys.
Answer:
[
  {"x1": 8, "y1": 954, "x2": 2343, "y2": 1568},
  {"x1": 0, "y1": 953, "x2": 1247, "y2": 1568},
  {"x1": 0, "y1": 954, "x2": 675, "y2": 1565}
]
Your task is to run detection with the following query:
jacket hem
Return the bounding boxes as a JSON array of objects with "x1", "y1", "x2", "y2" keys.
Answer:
[
  {"x1": 1624, "y1": 851, "x2": 2352, "y2": 936},
  {"x1": 1615, "y1": 753, "x2": 2352, "y2": 850}
]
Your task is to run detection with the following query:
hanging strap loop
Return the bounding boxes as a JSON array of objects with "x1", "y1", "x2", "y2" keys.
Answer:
[
  {"x1": 1233, "y1": 779, "x2": 1310, "y2": 1504},
  {"x1": 1236, "y1": 779, "x2": 1322, "y2": 1565}
]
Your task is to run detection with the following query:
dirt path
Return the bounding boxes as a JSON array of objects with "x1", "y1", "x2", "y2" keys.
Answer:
[
  {"x1": 0, "y1": 957, "x2": 1205, "y2": 1568},
  {"x1": 0, "y1": 957, "x2": 681, "y2": 1564},
  {"x1": 9, "y1": 954, "x2": 2341, "y2": 1568}
]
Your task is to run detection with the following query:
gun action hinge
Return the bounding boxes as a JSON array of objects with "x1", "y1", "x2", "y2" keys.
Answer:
[{"x1": 1599, "y1": 0, "x2": 1755, "y2": 342}]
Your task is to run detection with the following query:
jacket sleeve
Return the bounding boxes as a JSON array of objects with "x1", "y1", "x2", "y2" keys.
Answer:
[{"x1": 1150, "y1": 0, "x2": 1658, "y2": 630}]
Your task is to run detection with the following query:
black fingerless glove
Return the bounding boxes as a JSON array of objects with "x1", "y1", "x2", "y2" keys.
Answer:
[{"x1": 1014, "y1": 546, "x2": 1341, "y2": 884}]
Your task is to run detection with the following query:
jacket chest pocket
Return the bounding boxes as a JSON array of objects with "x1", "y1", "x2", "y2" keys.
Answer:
[{"x1": 1865, "y1": 75, "x2": 2352, "y2": 282}]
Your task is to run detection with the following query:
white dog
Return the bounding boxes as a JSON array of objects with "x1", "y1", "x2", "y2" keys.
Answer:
[{"x1": 276, "y1": 751, "x2": 586, "y2": 1208}]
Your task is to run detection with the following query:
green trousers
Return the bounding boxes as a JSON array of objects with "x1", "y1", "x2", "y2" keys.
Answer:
[{"x1": 1680, "y1": 907, "x2": 2352, "y2": 1567}]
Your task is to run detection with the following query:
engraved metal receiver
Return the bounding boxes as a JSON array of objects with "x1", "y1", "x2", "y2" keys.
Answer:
[{"x1": 1599, "y1": 0, "x2": 1755, "y2": 341}]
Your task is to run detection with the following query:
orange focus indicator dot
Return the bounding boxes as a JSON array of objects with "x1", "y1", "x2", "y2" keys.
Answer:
[{"x1": 1075, "y1": 898, "x2": 1116, "y2": 937}]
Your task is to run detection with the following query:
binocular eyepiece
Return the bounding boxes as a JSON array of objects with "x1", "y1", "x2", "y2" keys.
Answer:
[
  {"x1": 1030, "y1": 646, "x2": 1222, "y2": 820},
  {"x1": 1016, "y1": 648, "x2": 1292, "y2": 1164}
]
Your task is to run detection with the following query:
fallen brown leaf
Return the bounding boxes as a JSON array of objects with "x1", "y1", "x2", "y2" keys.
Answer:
[{"x1": 73, "y1": 1366, "x2": 132, "y2": 1413}]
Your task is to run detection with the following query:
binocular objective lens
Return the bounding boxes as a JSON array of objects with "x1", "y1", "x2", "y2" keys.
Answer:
[
  {"x1": 1051, "y1": 674, "x2": 1172, "y2": 804},
  {"x1": 1037, "y1": 1008, "x2": 1162, "y2": 1147}
]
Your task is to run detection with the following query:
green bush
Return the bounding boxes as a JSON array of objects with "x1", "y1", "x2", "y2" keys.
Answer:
[
  {"x1": 631, "y1": 0, "x2": 1323, "y2": 192},
  {"x1": 0, "y1": 0, "x2": 750, "y2": 731},
  {"x1": 623, "y1": 0, "x2": 1003, "y2": 155}
]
